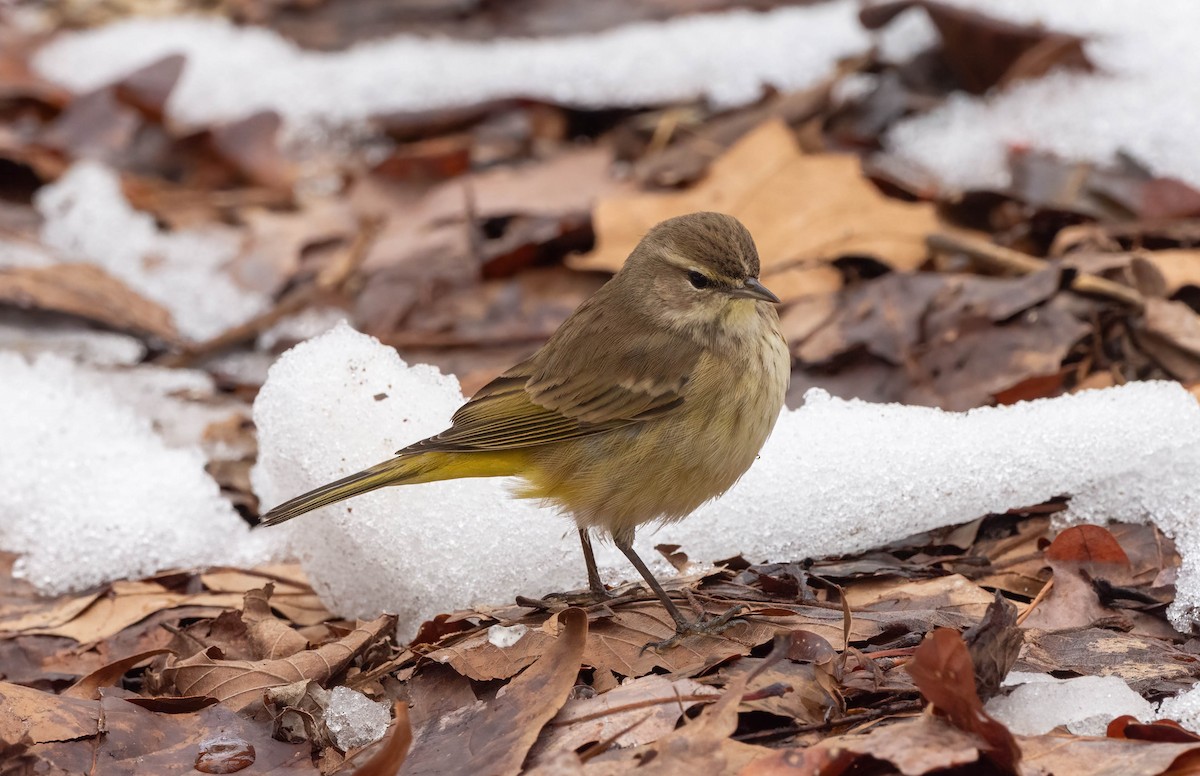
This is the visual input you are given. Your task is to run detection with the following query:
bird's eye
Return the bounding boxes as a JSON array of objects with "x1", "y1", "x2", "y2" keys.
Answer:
[{"x1": 687, "y1": 270, "x2": 710, "y2": 289}]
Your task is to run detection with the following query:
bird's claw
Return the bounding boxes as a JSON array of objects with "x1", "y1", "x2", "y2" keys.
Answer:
[{"x1": 641, "y1": 604, "x2": 749, "y2": 653}]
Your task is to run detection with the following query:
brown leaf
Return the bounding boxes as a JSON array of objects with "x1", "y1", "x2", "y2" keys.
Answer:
[
  {"x1": 1109, "y1": 716, "x2": 1200, "y2": 744},
  {"x1": 1139, "y1": 250, "x2": 1200, "y2": 295},
  {"x1": 0, "y1": 680, "x2": 98, "y2": 745},
  {"x1": 817, "y1": 715, "x2": 987, "y2": 775},
  {"x1": 907, "y1": 628, "x2": 1020, "y2": 774},
  {"x1": 1140, "y1": 298, "x2": 1200, "y2": 381},
  {"x1": 403, "y1": 607, "x2": 587, "y2": 776},
  {"x1": 963, "y1": 593, "x2": 1023, "y2": 701},
  {"x1": 2, "y1": 580, "x2": 243, "y2": 643},
  {"x1": 208, "y1": 111, "x2": 296, "y2": 191},
  {"x1": 861, "y1": 2, "x2": 1092, "y2": 94},
  {"x1": 1045, "y1": 525, "x2": 1131, "y2": 566},
  {"x1": 38, "y1": 87, "x2": 141, "y2": 161},
  {"x1": 242, "y1": 584, "x2": 309, "y2": 660},
  {"x1": 574, "y1": 120, "x2": 939, "y2": 276},
  {"x1": 0, "y1": 263, "x2": 179, "y2": 344},
  {"x1": 114, "y1": 54, "x2": 185, "y2": 121},
  {"x1": 583, "y1": 603, "x2": 781, "y2": 678},
  {"x1": 61, "y1": 648, "x2": 173, "y2": 700},
  {"x1": 1019, "y1": 628, "x2": 1200, "y2": 695},
  {"x1": 530, "y1": 674, "x2": 719, "y2": 765},
  {"x1": 572, "y1": 652, "x2": 772, "y2": 775},
  {"x1": 1019, "y1": 733, "x2": 1200, "y2": 775},
  {"x1": 159, "y1": 613, "x2": 394, "y2": 711},
  {"x1": 720, "y1": 657, "x2": 841, "y2": 724}
]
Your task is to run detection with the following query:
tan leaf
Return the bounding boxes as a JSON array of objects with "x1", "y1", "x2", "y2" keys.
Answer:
[
  {"x1": 160, "y1": 613, "x2": 395, "y2": 711},
  {"x1": 3, "y1": 580, "x2": 243, "y2": 643},
  {"x1": 531, "y1": 674, "x2": 720, "y2": 764},
  {"x1": 243, "y1": 584, "x2": 309, "y2": 660},
  {"x1": 61, "y1": 648, "x2": 173, "y2": 700},
  {"x1": 572, "y1": 119, "x2": 938, "y2": 276},
  {"x1": 0, "y1": 263, "x2": 179, "y2": 344},
  {"x1": 0, "y1": 680, "x2": 98, "y2": 746}
]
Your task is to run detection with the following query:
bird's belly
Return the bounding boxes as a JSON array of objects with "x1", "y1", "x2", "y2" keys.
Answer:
[{"x1": 523, "y1": 336, "x2": 787, "y2": 542}]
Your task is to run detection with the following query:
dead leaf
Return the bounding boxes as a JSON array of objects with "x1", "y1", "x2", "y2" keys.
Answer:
[
  {"x1": 579, "y1": 651, "x2": 772, "y2": 775},
  {"x1": 1138, "y1": 250, "x2": 1200, "y2": 296},
  {"x1": 817, "y1": 715, "x2": 987, "y2": 775},
  {"x1": 61, "y1": 648, "x2": 173, "y2": 700},
  {"x1": 861, "y1": 1, "x2": 1092, "y2": 94},
  {"x1": 1019, "y1": 733, "x2": 1200, "y2": 776},
  {"x1": 0, "y1": 680, "x2": 98, "y2": 745},
  {"x1": 208, "y1": 111, "x2": 296, "y2": 191},
  {"x1": 1139, "y1": 298, "x2": 1200, "y2": 381},
  {"x1": 242, "y1": 584, "x2": 309, "y2": 660},
  {"x1": 3, "y1": 580, "x2": 243, "y2": 643},
  {"x1": 962, "y1": 593, "x2": 1023, "y2": 701},
  {"x1": 159, "y1": 613, "x2": 394, "y2": 711},
  {"x1": 720, "y1": 656, "x2": 841, "y2": 724},
  {"x1": 907, "y1": 628, "x2": 1020, "y2": 774},
  {"x1": 0, "y1": 263, "x2": 179, "y2": 344},
  {"x1": 403, "y1": 607, "x2": 587, "y2": 776},
  {"x1": 1022, "y1": 525, "x2": 1134, "y2": 631},
  {"x1": 1018, "y1": 628, "x2": 1200, "y2": 695},
  {"x1": 843, "y1": 574, "x2": 995, "y2": 617},
  {"x1": 530, "y1": 674, "x2": 719, "y2": 764},
  {"x1": 574, "y1": 120, "x2": 939, "y2": 277}
]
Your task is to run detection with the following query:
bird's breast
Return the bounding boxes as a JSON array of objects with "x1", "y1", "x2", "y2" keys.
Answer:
[{"x1": 523, "y1": 310, "x2": 789, "y2": 542}]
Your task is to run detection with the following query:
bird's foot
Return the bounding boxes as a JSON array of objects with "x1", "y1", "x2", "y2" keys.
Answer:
[{"x1": 643, "y1": 604, "x2": 749, "y2": 652}]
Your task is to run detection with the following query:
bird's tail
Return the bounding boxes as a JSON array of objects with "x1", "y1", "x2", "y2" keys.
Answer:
[
  {"x1": 257, "y1": 455, "x2": 434, "y2": 527},
  {"x1": 256, "y1": 449, "x2": 528, "y2": 527}
]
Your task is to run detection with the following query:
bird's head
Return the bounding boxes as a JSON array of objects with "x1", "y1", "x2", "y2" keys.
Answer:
[{"x1": 619, "y1": 212, "x2": 780, "y2": 338}]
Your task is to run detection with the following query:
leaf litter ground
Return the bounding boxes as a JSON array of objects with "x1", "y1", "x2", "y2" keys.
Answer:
[{"x1": 4, "y1": 510, "x2": 1200, "y2": 775}]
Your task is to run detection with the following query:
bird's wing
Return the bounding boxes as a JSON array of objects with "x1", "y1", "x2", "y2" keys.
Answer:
[{"x1": 400, "y1": 292, "x2": 698, "y2": 454}]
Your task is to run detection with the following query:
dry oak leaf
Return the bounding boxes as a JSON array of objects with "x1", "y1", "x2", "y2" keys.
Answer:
[
  {"x1": 0, "y1": 580, "x2": 244, "y2": 643},
  {"x1": 160, "y1": 613, "x2": 394, "y2": 711},
  {"x1": 0, "y1": 263, "x2": 179, "y2": 344},
  {"x1": 402, "y1": 607, "x2": 588, "y2": 776},
  {"x1": 572, "y1": 119, "x2": 939, "y2": 279},
  {"x1": 907, "y1": 628, "x2": 1020, "y2": 774}
]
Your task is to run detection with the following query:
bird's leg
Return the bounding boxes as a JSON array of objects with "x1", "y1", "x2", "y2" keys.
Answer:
[
  {"x1": 578, "y1": 528, "x2": 610, "y2": 598},
  {"x1": 615, "y1": 537, "x2": 747, "y2": 649}
]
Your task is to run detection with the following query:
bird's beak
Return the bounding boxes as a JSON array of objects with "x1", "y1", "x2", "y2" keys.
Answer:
[{"x1": 729, "y1": 277, "x2": 781, "y2": 304}]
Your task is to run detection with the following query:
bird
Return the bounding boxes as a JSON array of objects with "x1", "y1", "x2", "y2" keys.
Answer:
[{"x1": 258, "y1": 211, "x2": 790, "y2": 647}]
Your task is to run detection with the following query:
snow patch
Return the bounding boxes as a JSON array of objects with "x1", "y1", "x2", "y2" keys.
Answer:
[
  {"x1": 987, "y1": 673, "x2": 1154, "y2": 736},
  {"x1": 252, "y1": 323, "x2": 1200, "y2": 638},
  {"x1": 23, "y1": 162, "x2": 269, "y2": 341},
  {"x1": 33, "y1": 4, "x2": 868, "y2": 137},
  {"x1": 0, "y1": 353, "x2": 276, "y2": 592}
]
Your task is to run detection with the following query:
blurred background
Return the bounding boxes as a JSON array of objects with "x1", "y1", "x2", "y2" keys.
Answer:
[{"x1": 2, "y1": 0, "x2": 1199, "y2": 517}]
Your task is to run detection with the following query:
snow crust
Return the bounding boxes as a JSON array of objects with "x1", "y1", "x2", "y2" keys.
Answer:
[
  {"x1": 13, "y1": 162, "x2": 270, "y2": 341},
  {"x1": 0, "y1": 353, "x2": 275, "y2": 592},
  {"x1": 886, "y1": 0, "x2": 1200, "y2": 190},
  {"x1": 324, "y1": 686, "x2": 391, "y2": 751},
  {"x1": 252, "y1": 323, "x2": 1200, "y2": 637},
  {"x1": 32, "y1": 4, "x2": 868, "y2": 136},
  {"x1": 987, "y1": 673, "x2": 1154, "y2": 736}
]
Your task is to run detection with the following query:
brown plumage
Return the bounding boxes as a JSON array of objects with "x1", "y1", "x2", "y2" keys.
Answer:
[{"x1": 260, "y1": 211, "x2": 790, "y2": 646}]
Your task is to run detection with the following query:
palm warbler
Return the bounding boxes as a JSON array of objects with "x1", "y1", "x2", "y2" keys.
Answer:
[{"x1": 260, "y1": 211, "x2": 789, "y2": 644}]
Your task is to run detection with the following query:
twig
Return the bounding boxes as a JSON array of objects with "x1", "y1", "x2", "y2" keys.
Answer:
[
  {"x1": 549, "y1": 693, "x2": 721, "y2": 726},
  {"x1": 1016, "y1": 577, "x2": 1055, "y2": 626},
  {"x1": 732, "y1": 699, "x2": 923, "y2": 743},
  {"x1": 926, "y1": 231, "x2": 1146, "y2": 309},
  {"x1": 156, "y1": 216, "x2": 383, "y2": 368}
]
